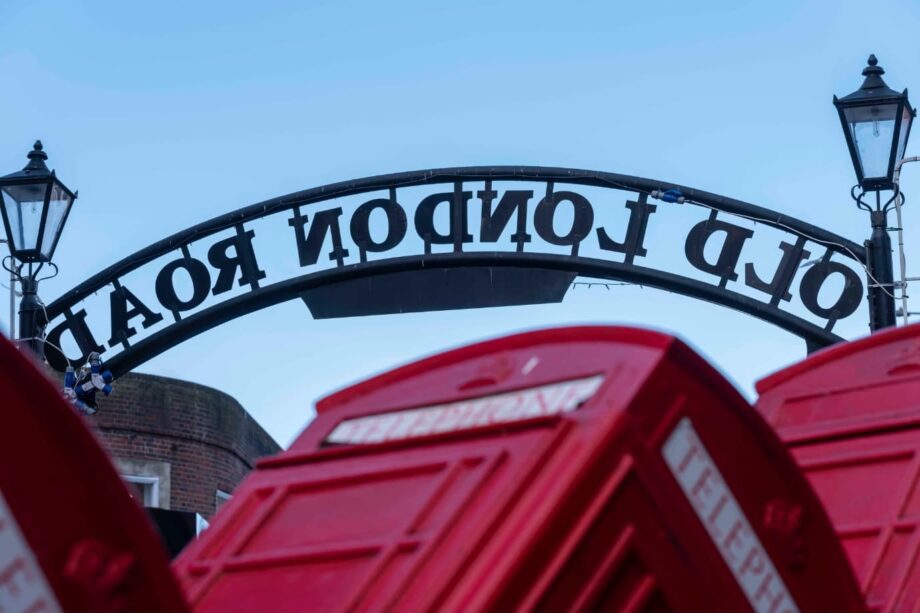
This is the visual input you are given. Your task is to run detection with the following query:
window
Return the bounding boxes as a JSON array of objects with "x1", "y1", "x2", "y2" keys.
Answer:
[
  {"x1": 115, "y1": 460, "x2": 170, "y2": 509},
  {"x1": 123, "y1": 475, "x2": 160, "y2": 507},
  {"x1": 215, "y1": 489, "x2": 232, "y2": 513}
]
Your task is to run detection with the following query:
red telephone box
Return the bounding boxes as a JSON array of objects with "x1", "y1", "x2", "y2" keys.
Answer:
[
  {"x1": 0, "y1": 336, "x2": 187, "y2": 612},
  {"x1": 176, "y1": 326, "x2": 863, "y2": 612},
  {"x1": 757, "y1": 323, "x2": 920, "y2": 611}
]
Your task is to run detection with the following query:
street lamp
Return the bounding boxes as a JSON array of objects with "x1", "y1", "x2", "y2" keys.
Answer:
[
  {"x1": 0, "y1": 141, "x2": 77, "y2": 357},
  {"x1": 834, "y1": 55, "x2": 914, "y2": 191},
  {"x1": 834, "y1": 55, "x2": 915, "y2": 331}
]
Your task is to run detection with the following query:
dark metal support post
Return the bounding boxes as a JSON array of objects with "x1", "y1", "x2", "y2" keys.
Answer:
[
  {"x1": 18, "y1": 276, "x2": 48, "y2": 358},
  {"x1": 867, "y1": 209, "x2": 896, "y2": 330}
]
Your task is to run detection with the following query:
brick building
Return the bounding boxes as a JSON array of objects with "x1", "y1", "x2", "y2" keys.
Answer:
[{"x1": 83, "y1": 372, "x2": 280, "y2": 520}]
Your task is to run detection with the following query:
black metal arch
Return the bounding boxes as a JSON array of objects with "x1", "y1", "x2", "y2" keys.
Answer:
[
  {"x1": 45, "y1": 166, "x2": 866, "y2": 376},
  {"x1": 100, "y1": 252, "x2": 844, "y2": 378}
]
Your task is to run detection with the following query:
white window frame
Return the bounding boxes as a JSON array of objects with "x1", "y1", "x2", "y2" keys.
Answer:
[
  {"x1": 215, "y1": 489, "x2": 232, "y2": 512},
  {"x1": 114, "y1": 459, "x2": 170, "y2": 509},
  {"x1": 123, "y1": 475, "x2": 160, "y2": 508}
]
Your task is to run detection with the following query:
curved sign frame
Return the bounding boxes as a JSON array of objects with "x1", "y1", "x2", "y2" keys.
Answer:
[{"x1": 44, "y1": 166, "x2": 868, "y2": 376}]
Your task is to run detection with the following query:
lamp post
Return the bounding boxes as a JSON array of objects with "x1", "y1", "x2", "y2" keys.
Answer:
[
  {"x1": 0, "y1": 141, "x2": 77, "y2": 358},
  {"x1": 834, "y1": 55, "x2": 915, "y2": 331}
]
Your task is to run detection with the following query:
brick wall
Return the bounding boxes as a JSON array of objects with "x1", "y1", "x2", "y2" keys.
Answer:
[{"x1": 81, "y1": 372, "x2": 280, "y2": 519}]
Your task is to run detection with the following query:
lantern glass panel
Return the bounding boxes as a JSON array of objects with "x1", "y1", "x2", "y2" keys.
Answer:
[
  {"x1": 844, "y1": 102, "x2": 899, "y2": 180},
  {"x1": 40, "y1": 184, "x2": 72, "y2": 259},
  {"x1": 1, "y1": 183, "x2": 47, "y2": 253}
]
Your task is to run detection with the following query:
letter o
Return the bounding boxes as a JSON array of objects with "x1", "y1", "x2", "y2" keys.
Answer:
[
  {"x1": 155, "y1": 257, "x2": 212, "y2": 312},
  {"x1": 799, "y1": 260, "x2": 863, "y2": 321},
  {"x1": 350, "y1": 198, "x2": 407, "y2": 252},
  {"x1": 534, "y1": 191, "x2": 594, "y2": 249}
]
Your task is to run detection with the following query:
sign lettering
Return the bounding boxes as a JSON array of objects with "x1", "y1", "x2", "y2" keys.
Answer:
[
  {"x1": 663, "y1": 418, "x2": 798, "y2": 613},
  {"x1": 43, "y1": 172, "x2": 868, "y2": 372},
  {"x1": 0, "y1": 490, "x2": 62, "y2": 613},
  {"x1": 326, "y1": 374, "x2": 604, "y2": 445}
]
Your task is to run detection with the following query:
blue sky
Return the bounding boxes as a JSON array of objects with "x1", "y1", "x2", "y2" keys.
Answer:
[{"x1": 2, "y1": 1, "x2": 920, "y2": 446}]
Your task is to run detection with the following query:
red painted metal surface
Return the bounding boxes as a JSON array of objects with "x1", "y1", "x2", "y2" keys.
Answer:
[
  {"x1": 0, "y1": 335, "x2": 187, "y2": 612},
  {"x1": 757, "y1": 323, "x2": 920, "y2": 612},
  {"x1": 176, "y1": 326, "x2": 862, "y2": 612}
]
